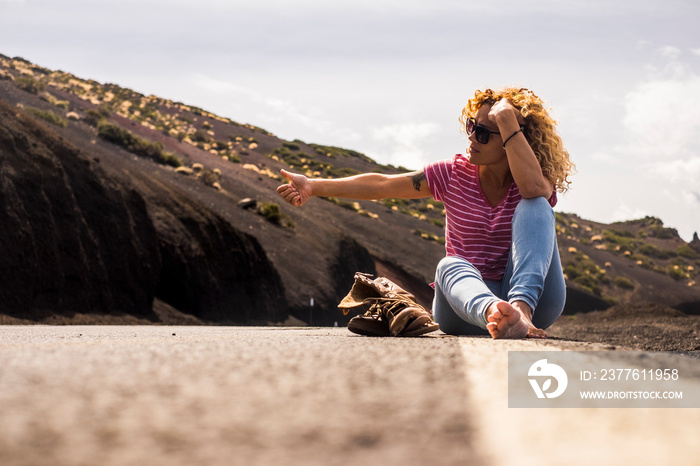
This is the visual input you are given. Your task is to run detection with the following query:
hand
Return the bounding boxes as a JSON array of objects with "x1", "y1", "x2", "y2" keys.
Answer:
[
  {"x1": 488, "y1": 99, "x2": 525, "y2": 128},
  {"x1": 276, "y1": 169, "x2": 313, "y2": 207}
]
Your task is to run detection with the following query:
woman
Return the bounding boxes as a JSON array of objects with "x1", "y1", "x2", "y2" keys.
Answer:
[{"x1": 276, "y1": 87, "x2": 575, "y2": 339}]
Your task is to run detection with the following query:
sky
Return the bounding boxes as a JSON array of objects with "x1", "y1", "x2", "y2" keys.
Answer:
[{"x1": 1, "y1": 0, "x2": 699, "y2": 240}]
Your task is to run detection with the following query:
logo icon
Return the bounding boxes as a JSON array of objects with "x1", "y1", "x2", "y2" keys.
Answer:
[{"x1": 528, "y1": 359, "x2": 568, "y2": 399}]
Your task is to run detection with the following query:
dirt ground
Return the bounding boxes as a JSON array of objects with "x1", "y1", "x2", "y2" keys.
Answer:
[{"x1": 547, "y1": 302, "x2": 700, "y2": 352}]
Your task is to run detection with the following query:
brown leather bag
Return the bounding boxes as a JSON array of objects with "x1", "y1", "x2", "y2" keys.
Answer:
[{"x1": 338, "y1": 273, "x2": 440, "y2": 337}]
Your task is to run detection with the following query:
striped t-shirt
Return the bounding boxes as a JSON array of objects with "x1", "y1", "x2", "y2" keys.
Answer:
[{"x1": 424, "y1": 154, "x2": 556, "y2": 281}]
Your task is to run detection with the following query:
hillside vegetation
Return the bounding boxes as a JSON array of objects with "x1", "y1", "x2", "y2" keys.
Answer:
[{"x1": 1, "y1": 53, "x2": 698, "y2": 324}]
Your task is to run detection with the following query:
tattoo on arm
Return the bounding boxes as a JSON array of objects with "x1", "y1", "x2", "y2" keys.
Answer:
[{"x1": 409, "y1": 171, "x2": 426, "y2": 192}]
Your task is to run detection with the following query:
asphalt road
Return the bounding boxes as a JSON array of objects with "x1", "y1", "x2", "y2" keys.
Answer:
[{"x1": 1, "y1": 326, "x2": 699, "y2": 466}]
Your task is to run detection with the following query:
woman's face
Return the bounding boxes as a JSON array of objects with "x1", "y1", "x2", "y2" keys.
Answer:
[{"x1": 466, "y1": 103, "x2": 508, "y2": 168}]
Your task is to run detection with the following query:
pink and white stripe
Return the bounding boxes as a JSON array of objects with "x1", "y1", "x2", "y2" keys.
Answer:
[{"x1": 424, "y1": 154, "x2": 556, "y2": 281}]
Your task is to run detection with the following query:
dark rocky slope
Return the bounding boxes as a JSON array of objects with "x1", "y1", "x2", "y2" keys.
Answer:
[{"x1": 0, "y1": 100, "x2": 285, "y2": 324}]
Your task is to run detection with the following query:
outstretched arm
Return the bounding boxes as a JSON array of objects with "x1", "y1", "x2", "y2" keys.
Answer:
[{"x1": 276, "y1": 169, "x2": 431, "y2": 207}]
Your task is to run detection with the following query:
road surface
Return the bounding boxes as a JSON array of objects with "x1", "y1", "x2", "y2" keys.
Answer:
[{"x1": 1, "y1": 326, "x2": 698, "y2": 466}]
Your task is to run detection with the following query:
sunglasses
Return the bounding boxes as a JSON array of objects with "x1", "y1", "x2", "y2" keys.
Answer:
[{"x1": 466, "y1": 118, "x2": 500, "y2": 145}]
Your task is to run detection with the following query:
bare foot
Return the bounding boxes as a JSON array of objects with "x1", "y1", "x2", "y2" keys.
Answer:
[
  {"x1": 485, "y1": 301, "x2": 549, "y2": 339},
  {"x1": 485, "y1": 301, "x2": 528, "y2": 339},
  {"x1": 511, "y1": 301, "x2": 548, "y2": 339}
]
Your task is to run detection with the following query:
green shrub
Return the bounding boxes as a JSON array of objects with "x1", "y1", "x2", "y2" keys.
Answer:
[
  {"x1": 140, "y1": 105, "x2": 158, "y2": 121},
  {"x1": 257, "y1": 202, "x2": 293, "y2": 228},
  {"x1": 637, "y1": 244, "x2": 676, "y2": 259},
  {"x1": 98, "y1": 121, "x2": 181, "y2": 167},
  {"x1": 572, "y1": 273, "x2": 603, "y2": 296},
  {"x1": 199, "y1": 168, "x2": 219, "y2": 187},
  {"x1": 564, "y1": 253, "x2": 609, "y2": 296},
  {"x1": 563, "y1": 263, "x2": 580, "y2": 280},
  {"x1": 14, "y1": 76, "x2": 45, "y2": 94},
  {"x1": 629, "y1": 254, "x2": 656, "y2": 270},
  {"x1": 614, "y1": 276, "x2": 635, "y2": 289},
  {"x1": 282, "y1": 141, "x2": 300, "y2": 151},
  {"x1": 677, "y1": 245, "x2": 698, "y2": 259},
  {"x1": 413, "y1": 229, "x2": 445, "y2": 244},
  {"x1": 322, "y1": 197, "x2": 357, "y2": 210},
  {"x1": 668, "y1": 265, "x2": 686, "y2": 280},
  {"x1": 603, "y1": 229, "x2": 637, "y2": 253},
  {"x1": 383, "y1": 198, "x2": 408, "y2": 209},
  {"x1": 0, "y1": 69, "x2": 14, "y2": 81},
  {"x1": 26, "y1": 107, "x2": 67, "y2": 127},
  {"x1": 327, "y1": 166, "x2": 361, "y2": 178},
  {"x1": 84, "y1": 109, "x2": 105, "y2": 127},
  {"x1": 39, "y1": 91, "x2": 58, "y2": 105},
  {"x1": 260, "y1": 202, "x2": 282, "y2": 224},
  {"x1": 159, "y1": 151, "x2": 182, "y2": 168},
  {"x1": 191, "y1": 130, "x2": 210, "y2": 143},
  {"x1": 30, "y1": 65, "x2": 49, "y2": 76},
  {"x1": 97, "y1": 104, "x2": 112, "y2": 118},
  {"x1": 269, "y1": 147, "x2": 333, "y2": 176},
  {"x1": 98, "y1": 121, "x2": 138, "y2": 146},
  {"x1": 649, "y1": 225, "x2": 678, "y2": 239},
  {"x1": 309, "y1": 144, "x2": 375, "y2": 164}
]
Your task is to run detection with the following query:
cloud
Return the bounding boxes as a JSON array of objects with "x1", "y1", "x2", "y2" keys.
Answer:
[
  {"x1": 610, "y1": 203, "x2": 650, "y2": 223},
  {"x1": 618, "y1": 48, "x2": 700, "y2": 178},
  {"x1": 371, "y1": 121, "x2": 441, "y2": 169},
  {"x1": 621, "y1": 75, "x2": 700, "y2": 153},
  {"x1": 660, "y1": 188, "x2": 700, "y2": 240},
  {"x1": 589, "y1": 151, "x2": 619, "y2": 163},
  {"x1": 619, "y1": 74, "x2": 700, "y2": 189},
  {"x1": 589, "y1": 45, "x2": 700, "y2": 240},
  {"x1": 658, "y1": 45, "x2": 681, "y2": 60},
  {"x1": 192, "y1": 73, "x2": 253, "y2": 96},
  {"x1": 655, "y1": 157, "x2": 700, "y2": 183},
  {"x1": 191, "y1": 73, "x2": 363, "y2": 142}
]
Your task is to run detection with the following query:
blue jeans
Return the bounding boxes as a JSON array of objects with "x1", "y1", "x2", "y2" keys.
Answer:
[{"x1": 433, "y1": 197, "x2": 566, "y2": 335}]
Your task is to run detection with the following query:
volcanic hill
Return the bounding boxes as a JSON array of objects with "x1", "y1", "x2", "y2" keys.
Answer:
[{"x1": 1, "y1": 54, "x2": 698, "y2": 325}]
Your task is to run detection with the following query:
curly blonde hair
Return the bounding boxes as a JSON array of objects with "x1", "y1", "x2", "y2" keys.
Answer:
[{"x1": 460, "y1": 87, "x2": 575, "y2": 193}]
